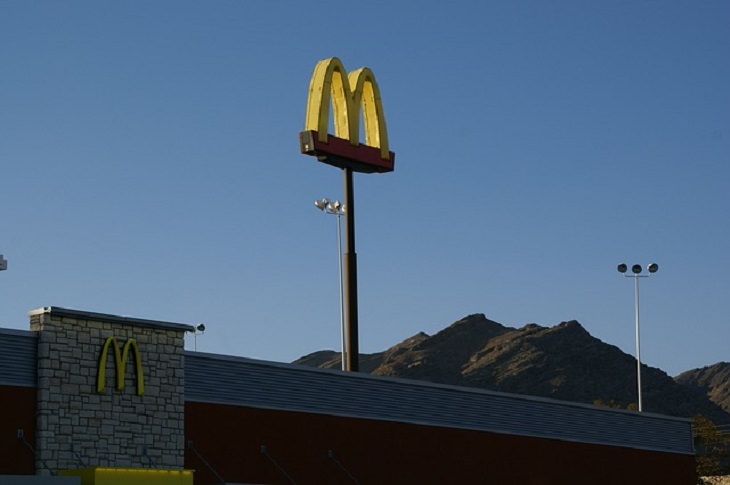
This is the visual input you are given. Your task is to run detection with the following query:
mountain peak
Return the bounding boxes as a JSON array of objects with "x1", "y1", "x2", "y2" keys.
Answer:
[
  {"x1": 449, "y1": 313, "x2": 507, "y2": 329},
  {"x1": 294, "y1": 314, "x2": 730, "y2": 423}
]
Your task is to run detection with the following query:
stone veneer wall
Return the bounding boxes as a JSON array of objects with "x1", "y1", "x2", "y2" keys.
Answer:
[{"x1": 29, "y1": 307, "x2": 193, "y2": 474}]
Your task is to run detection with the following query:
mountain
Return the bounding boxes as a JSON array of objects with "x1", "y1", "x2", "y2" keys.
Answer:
[
  {"x1": 293, "y1": 313, "x2": 730, "y2": 423},
  {"x1": 676, "y1": 362, "x2": 730, "y2": 414}
]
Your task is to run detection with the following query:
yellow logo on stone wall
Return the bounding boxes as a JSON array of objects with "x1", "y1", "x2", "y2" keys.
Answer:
[{"x1": 97, "y1": 337, "x2": 144, "y2": 396}]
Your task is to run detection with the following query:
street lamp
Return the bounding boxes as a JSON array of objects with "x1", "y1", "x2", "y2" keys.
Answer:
[
  {"x1": 315, "y1": 198, "x2": 346, "y2": 371},
  {"x1": 617, "y1": 262, "x2": 659, "y2": 412}
]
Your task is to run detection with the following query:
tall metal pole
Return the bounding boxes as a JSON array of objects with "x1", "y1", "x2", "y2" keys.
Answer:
[
  {"x1": 335, "y1": 209, "x2": 346, "y2": 371},
  {"x1": 618, "y1": 262, "x2": 657, "y2": 412},
  {"x1": 634, "y1": 274, "x2": 643, "y2": 412},
  {"x1": 343, "y1": 167, "x2": 359, "y2": 371}
]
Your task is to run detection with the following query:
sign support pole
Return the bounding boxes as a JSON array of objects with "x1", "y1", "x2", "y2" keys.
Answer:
[
  {"x1": 301, "y1": 57, "x2": 395, "y2": 372},
  {"x1": 343, "y1": 167, "x2": 359, "y2": 371}
]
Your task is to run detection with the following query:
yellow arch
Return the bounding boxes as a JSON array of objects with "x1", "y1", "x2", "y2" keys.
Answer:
[
  {"x1": 97, "y1": 337, "x2": 144, "y2": 396},
  {"x1": 304, "y1": 57, "x2": 390, "y2": 160}
]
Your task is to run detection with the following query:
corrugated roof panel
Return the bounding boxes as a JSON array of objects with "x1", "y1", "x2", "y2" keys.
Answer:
[
  {"x1": 184, "y1": 351, "x2": 694, "y2": 455},
  {"x1": 0, "y1": 329, "x2": 37, "y2": 387}
]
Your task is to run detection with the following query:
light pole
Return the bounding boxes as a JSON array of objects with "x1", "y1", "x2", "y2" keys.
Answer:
[
  {"x1": 315, "y1": 198, "x2": 346, "y2": 371},
  {"x1": 193, "y1": 323, "x2": 205, "y2": 352},
  {"x1": 617, "y1": 262, "x2": 659, "y2": 412}
]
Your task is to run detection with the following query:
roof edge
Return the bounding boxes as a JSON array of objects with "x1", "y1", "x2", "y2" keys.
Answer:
[{"x1": 29, "y1": 306, "x2": 195, "y2": 333}]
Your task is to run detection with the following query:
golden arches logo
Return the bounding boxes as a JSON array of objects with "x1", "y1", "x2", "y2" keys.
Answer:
[
  {"x1": 300, "y1": 57, "x2": 394, "y2": 173},
  {"x1": 97, "y1": 336, "x2": 144, "y2": 396}
]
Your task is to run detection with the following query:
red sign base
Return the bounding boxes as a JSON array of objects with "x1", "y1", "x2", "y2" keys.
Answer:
[{"x1": 299, "y1": 130, "x2": 395, "y2": 174}]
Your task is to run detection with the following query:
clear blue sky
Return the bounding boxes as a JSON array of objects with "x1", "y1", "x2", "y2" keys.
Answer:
[{"x1": 1, "y1": 1, "x2": 727, "y2": 377}]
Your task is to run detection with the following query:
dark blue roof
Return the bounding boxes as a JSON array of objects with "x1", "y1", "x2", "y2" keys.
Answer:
[{"x1": 184, "y1": 350, "x2": 694, "y2": 455}]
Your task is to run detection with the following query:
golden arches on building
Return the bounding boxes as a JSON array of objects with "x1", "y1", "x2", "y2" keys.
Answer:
[{"x1": 97, "y1": 336, "x2": 144, "y2": 396}]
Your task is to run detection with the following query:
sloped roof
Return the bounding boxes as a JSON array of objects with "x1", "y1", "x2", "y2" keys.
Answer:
[{"x1": 185, "y1": 350, "x2": 694, "y2": 455}]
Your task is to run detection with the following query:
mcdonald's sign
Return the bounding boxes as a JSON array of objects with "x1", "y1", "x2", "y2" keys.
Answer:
[
  {"x1": 299, "y1": 57, "x2": 395, "y2": 173},
  {"x1": 97, "y1": 336, "x2": 144, "y2": 396}
]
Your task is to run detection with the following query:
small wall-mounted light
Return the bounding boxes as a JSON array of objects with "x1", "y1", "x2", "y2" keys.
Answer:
[{"x1": 192, "y1": 323, "x2": 206, "y2": 351}]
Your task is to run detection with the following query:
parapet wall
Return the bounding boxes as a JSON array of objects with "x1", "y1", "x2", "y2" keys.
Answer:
[{"x1": 29, "y1": 307, "x2": 193, "y2": 474}]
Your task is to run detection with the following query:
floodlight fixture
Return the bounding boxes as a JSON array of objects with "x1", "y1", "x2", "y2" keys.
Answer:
[
  {"x1": 314, "y1": 198, "x2": 329, "y2": 211},
  {"x1": 315, "y1": 197, "x2": 347, "y2": 371},
  {"x1": 196, "y1": 323, "x2": 206, "y2": 333},
  {"x1": 616, "y1": 261, "x2": 660, "y2": 412}
]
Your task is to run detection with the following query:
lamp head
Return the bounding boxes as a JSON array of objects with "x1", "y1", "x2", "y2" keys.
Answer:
[
  {"x1": 617, "y1": 263, "x2": 627, "y2": 274},
  {"x1": 314, "y1": 198, "x2": 329, "y2": 211},
  {"x1": 196, "y1": 323, "x2": 206, "y2": 333},
  {"x1": 632, "y1": 264, "x2": 642, "y2": 274},
  {"x1": 328, "y1": 200, "x2": 342, "y2": 212},
  {"x1": 647, "y1": 263, "x2": 659, "y2": 273}
]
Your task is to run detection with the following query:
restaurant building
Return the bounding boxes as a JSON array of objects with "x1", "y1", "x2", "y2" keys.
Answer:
[{"x1": 0, "y1": 306, "x2": 697, "y2": 484}]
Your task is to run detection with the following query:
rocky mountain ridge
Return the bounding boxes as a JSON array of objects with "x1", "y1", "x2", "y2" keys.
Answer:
[
  {"x1": 294, "y1": 313, "x2": 730, "y2": 423},
  {"x1": 677, "y1": 362, "x2": 730, "y2": 414}
]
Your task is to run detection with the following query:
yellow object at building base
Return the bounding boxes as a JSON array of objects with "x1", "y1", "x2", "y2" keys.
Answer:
[{"x1": 58, "y1": 467, "x2": 193, "y2": 485}]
